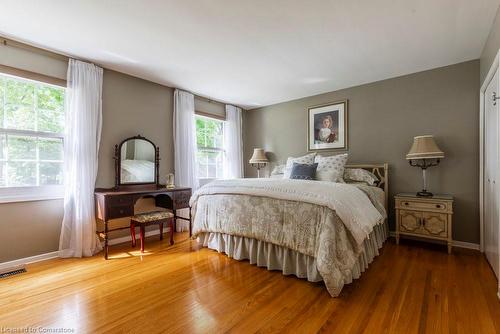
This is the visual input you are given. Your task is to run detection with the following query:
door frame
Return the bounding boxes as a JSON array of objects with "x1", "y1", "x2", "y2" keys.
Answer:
[{"x1": 480, "y1": 48, "x2": 500, "y2": 299}]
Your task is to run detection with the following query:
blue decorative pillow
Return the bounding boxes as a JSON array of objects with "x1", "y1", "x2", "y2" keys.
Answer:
[{"x1": 289, "y1": 162, "x2": 318, "y2": 180}]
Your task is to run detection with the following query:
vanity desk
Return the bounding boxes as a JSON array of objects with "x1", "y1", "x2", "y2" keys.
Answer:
[
  {"x1": 95, "y1": 186, "x2": 192, "y2": 259},
  {"x1": 95, "y1": 135, "x2": 191, "y2": 259}
]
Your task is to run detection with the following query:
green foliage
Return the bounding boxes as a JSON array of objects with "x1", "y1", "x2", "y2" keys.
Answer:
[
  {"x1": 5, "y1": 79, "x2": 34, "y2": 105},
  {"x1": 39, "y1": 162, "x2": 63, "y2": 185},
  {"x1": 8, "y1": 136, "x2": 36, "y2": 160},
  {"x1": 5, "y1": 104, "x2": 35, "y2": 130},
  {"x1": 1, "y1": 76, "x2": 65, "y2": 133},
  {"x1": 0, "y1": 74, "x2": 65, "y2": 187},
  {"x1": 37, "y1": 86, "x2": 64, "y2": 110},
  {"x1": 7, "y1": 161, "x2": 36, "y2": 186},
  {"x1": 38, "y1": 108, "x2": 64, "y2": 133},
  {"x1": 0, "y1": 78, "x2": 4, "y2": 128},
  {"x1": 0, "y1": 135, "x2": 4, "y2": 160},
  {"x1": 39, "y1": 138, "x2": 63, "y2": 161},
  {"x1": 196, "y1": 116, "x2": 223, "y2": 148}
]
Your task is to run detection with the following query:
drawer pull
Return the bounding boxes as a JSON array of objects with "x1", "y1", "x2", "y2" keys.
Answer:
[
  {"x1": 404, "y1": 202, "x2": 409, "y2": 206},
  {"x1": 436, "y1": 204, "x2": 441, "y2": 208}
]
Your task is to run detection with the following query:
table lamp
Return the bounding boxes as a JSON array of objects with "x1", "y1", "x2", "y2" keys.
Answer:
[
  {"x1": 406, "y1": 135, "x2": 444, "y2": 197},
  {"x1": 249, "y1": 148, "x2": 268, "y2": 178}
]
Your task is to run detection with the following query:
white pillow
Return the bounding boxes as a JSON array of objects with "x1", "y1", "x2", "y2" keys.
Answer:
[
  {"x1": 344, "y1": 168, "x2": 378, "y2": 186},
  {"x1": 283, "y1": 153, "x2": 316, "y2": 178},
  {"x1": 314, "y1": 153, "x2": 348, "y2": 182},
  {"x1": 271, "y1": 164, "x2": 286, "y2": 176}
]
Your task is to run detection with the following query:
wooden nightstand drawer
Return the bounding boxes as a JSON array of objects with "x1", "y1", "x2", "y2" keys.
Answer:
[{"x1": 396, "y1": 198, "x2": 449, "y2": 213}]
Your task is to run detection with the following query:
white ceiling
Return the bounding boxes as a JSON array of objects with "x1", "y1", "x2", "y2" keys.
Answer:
[{"x1": 1, "y1": 0, "x2": 499, "y2": 109}]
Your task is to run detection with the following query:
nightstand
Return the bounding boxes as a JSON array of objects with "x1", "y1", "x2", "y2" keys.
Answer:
[{"x1": 395, "y1": 193, "x2": 454, "y2": 253}]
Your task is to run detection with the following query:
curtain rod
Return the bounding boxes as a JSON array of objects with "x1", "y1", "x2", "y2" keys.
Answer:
[
  {"x1": 1, "y1": 36, "x2": 70, "y2": 62},
  {"x1": 195, "y1": 95, "x2": 225, "y2": 106}
]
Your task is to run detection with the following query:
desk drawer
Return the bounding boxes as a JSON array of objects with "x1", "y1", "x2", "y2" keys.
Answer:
[
  {"x1": 108, "y1": 205, "x2": 134, "y2": 219},
  {"x1": 107, "y1": 195, "x2": 134, "y2": 207},
  {"x1": 174, "y1": 190, "x2": 191, "y2": 209}
]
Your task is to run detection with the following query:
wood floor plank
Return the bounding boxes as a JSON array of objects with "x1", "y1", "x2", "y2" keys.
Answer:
[{"x1": 0, "y1": 234, "x2": 498, "y2": 334}]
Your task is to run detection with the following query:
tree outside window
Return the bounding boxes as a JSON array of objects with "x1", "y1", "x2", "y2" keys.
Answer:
[{"x1": 0, "y1": 73, "x2": 65, "y2": 187}]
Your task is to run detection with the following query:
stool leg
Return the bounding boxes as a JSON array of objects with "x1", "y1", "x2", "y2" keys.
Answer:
[
  {"x1": 159, "y1": 222, "x2": 164, "y2": 241},
  {"x1": 140, "y1": 225, "x2": 145, "y2": 253},
  {"x1": 130, "y1": 223, "x2": 136, "y2": 247},
  {"x1": 169, "y1": 218, "x2": 174, "y2": 245}
]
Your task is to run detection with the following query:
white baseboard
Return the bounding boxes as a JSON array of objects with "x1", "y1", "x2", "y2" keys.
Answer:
[
  {"x1": 452, "y1": 240, "x2": 480, "y2": 251},
  {"x1": 388, "y1": 231, "x2": 480, "y2": 250},
  {"x1": 0, "y1": 251, "x2": 59, "y2": 271}
]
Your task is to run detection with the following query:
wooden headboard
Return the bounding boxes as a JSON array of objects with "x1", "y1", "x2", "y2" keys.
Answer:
[{"x1": 345, "y1": 163, "x2": 389, "y2": 212}]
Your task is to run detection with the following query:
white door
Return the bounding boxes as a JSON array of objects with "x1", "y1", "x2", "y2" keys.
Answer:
[{"x1": 484, "y1": 69, "x2": 499, "y2": 279}]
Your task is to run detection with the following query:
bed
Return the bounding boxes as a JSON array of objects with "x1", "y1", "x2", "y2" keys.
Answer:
[
  {"x1": 189, "y1": 164, "x2": 389, "y2": 297},
  {"x1": 120, "y1": 159, "x2": 155, "y2": 183}
]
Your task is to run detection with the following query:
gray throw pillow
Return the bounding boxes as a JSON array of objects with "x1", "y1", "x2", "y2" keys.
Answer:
[{"x1": 289, "y1": 162, "x2": 318, "y2": 180}]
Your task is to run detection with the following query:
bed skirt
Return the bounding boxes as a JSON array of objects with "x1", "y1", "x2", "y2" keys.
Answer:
[{"x1": 196, "y1": 222, "x2": 388, "y2": 286}]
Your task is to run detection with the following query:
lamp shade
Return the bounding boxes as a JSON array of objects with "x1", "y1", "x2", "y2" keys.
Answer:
[
  {"x1": 249, "y1": 148, "x2": 268, "y2": 164},
  {"x1": 406, "y1": 135, "x2": 444, "y2": 160}
]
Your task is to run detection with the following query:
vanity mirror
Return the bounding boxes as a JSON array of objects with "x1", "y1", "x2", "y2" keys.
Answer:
[{"x1": 114, "y1": 135, "x2": 159, "y2": 187}]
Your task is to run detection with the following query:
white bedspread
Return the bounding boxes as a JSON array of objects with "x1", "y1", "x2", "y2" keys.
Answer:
[{"x1": 190, "y1": 178, "x2": 384, "y2": 247}]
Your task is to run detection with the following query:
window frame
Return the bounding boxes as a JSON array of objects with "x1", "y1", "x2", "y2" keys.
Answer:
[
  {"x1": 195, "y1": 114, "x2": 225, "y2": 181},
  {"x1": 0, "y1": 71, "x2": 65, "y2": 203}
]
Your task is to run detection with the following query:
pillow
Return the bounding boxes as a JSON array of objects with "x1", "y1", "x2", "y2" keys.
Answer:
[
  {"x1": 314, "y1": 153, "x2": 348, "y2": 182},
  {"x1": 284, "y1": 153, "x2": 316, "y2": 178},
  {"x1": 289, "y1": 163, "x2": 318, "y2": 180},
  {"x1": 271, "y1": 164, "x2": 286, "y2": 176},
  {"x1": 344, "y1": 168, "x2": 378, "y2": 186}
]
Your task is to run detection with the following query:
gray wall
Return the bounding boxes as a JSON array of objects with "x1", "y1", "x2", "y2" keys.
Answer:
[
  {"x1": 96, "y1": 70, "x2": 174, "y2": 188},
  {"x1": 481, "y1": 5, "x2": 500, "y2": 85},
  {"x1": 244, "y1": 60, "x2": 480, "y2": 244}
]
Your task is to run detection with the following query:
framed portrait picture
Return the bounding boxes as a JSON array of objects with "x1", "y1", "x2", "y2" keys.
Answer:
[{"x1": 307, "y1": 100, "x2": 348, "y2": 152}]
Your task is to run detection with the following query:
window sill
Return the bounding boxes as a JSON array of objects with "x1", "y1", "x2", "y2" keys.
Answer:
[{"x1": 0, "y1": 186, "x2": 64, "y2": 204}]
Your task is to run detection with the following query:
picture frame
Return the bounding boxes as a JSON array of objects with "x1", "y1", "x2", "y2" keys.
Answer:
[{"x1": 307, "y1": 100, "x2": 348, "y2": 152}]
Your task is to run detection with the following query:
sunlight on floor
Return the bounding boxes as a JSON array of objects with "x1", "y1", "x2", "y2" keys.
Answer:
[{"x1": 108, "y1": 250, "x2": 154, "y2": 259}]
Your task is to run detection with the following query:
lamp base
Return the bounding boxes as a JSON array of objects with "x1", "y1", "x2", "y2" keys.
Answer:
[{"x1": 417, "y1": 190, "x2": 433, "y2": 197}]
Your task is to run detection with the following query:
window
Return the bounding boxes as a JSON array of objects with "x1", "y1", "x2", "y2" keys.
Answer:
[
  {"x1": 0, "y1": 72, "x2": 65, "y2": 201},
  {"x1": 196, "y1": 115, "x2": 224, "y2": 179}
]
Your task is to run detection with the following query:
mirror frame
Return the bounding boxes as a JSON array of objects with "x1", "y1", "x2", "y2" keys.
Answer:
[{"x1": 114, "y1": 135, "x2": 159, "y2": 188}]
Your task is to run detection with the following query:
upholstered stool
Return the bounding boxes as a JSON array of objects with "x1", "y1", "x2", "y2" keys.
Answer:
[{"x1": 130, "y1": 211, "x2": 175, "y2": 252}]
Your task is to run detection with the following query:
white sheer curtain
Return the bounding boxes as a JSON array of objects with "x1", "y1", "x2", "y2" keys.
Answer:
[
  {"x1": 174, "y1": 89, "x2": 199, "y2": 190},
  {"x1": 173, "y1": 90, "x2": 198, "y2": 232},
  {"x1": 59, "y1": 59, "x2": 103, "y2": 258},
  {"x1": 224, "y1": 105, "x2": 243, "y2": 178}
]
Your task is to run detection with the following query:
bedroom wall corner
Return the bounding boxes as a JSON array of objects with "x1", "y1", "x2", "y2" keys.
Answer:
[{"x1": 480, "y1": 3, "x2": 500, "y2": 84}]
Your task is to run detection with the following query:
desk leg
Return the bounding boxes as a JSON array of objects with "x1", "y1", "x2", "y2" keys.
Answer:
[
  {"x1": 173, "y1": 209, "x2": 177, "y2": 232},
  {"x1": 104, "y1": 221, "x2": 109, "y2": 260},
  {"x1": 189, "y1": 206, "x2": 192, "y2": 237}
]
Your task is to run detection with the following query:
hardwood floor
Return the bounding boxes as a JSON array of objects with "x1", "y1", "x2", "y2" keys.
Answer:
[{"x1": 0, "y1": 233, "x2": 499, "y2": 333}]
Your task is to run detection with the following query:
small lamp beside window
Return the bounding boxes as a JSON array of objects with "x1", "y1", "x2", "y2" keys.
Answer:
[
  {"x1": 406, "y1": 135, "x2": 444, "y2": 197},
  {"x1": 249, "y1": 148, "x2": 269, "y2": 178}
]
